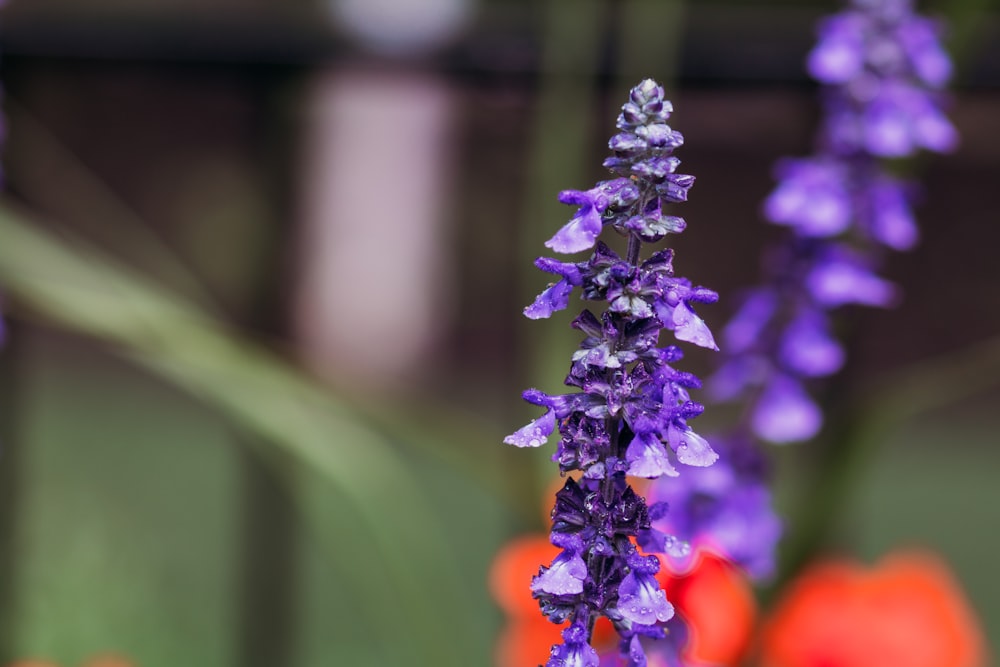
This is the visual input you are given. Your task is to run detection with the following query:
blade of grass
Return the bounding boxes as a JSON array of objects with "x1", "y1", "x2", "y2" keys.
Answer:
[{"x1": 0, "y1": 201, "x2": 479, "y2": 664}]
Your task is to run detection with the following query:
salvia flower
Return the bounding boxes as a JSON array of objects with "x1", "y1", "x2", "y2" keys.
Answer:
[
  {"x1": 490, "y1": 532, "x2": 759, "y2": 667},
  {"x1": 645, "y1": 437, "x2": 782, "y2": 580},
  {"x1": 809, "y1": 0, "x2": 957, "y2": 157},
  {"x1": 505, "y1": 79, "x2": 720, "y2": 665},
  {"x1": 711, "y1": 0, "x2": 955, "y2": 446},
  {"x1": 643, "y1": 0, "x2": 955, "y2": 589}
]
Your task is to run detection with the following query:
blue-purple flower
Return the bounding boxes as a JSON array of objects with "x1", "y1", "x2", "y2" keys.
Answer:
[
  {"x1": 643, "y1": 0, "x2": 956, "y2": 594},
  {"x1": 505, "y1": 79, "x2": 719, "y2": 666},
  {"x1": 809, "y1": 0, "x2": 957, "y2": 156},
  {"x1": 646, "y1": 438, "x2": 782, "y2": 580},
  {"x1": 711, "y1": 0, "x2": 955, "y2": 446}
]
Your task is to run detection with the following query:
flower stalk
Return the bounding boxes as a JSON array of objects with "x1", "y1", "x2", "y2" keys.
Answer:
[{"x1": 506, "y1": 79, "x2": 719, "y2": 666}]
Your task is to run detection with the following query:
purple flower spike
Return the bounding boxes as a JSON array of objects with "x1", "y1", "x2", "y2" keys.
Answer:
[
  {"x1": 648, "y1": 438, "x2": 782, "y2": 579},
  {"x1": 709, "y1": 0, "x2": 956, "y2": 487},
  {"x1": 508, "y1": 80, "x2": 719, "y2": 661}
]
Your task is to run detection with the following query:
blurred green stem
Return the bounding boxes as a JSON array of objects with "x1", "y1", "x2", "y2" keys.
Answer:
[{"x1": 772, "y1": 335, "x2": 1000, "y2": 597}]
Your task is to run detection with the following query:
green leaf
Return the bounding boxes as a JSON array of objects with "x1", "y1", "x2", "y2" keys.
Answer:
[{"x1": 0, "y1": 201, "x2": 480, "y2": 664}]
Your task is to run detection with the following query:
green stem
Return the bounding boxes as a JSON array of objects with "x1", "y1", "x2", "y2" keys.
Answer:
[{"x1": 769, "y1": 334, "x2": 1000, "y2": 598}]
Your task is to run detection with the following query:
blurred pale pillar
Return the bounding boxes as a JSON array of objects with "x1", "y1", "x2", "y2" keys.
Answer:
[
  {"x1": 330, "y1": 0, "x2": 473, "y2": 55},
  {"x1": 294, "y1": 67, "x2": 456, "y2": 389}
]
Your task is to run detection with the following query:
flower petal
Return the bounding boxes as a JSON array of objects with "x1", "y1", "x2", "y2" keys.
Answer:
[
  {"x1": 667, "y1": 424, "x2": 718, "y2": 467},
  {"x1": 779, "y1": 309, "x2": 845, "y2": 378},
  {"x1": 619, "y1": 565, "x2": 674, "y2": 625},
  {"x1": 627, "y1": 432, "x2": 679, "y2": 479},
  {"x1": 504, "y1": 410, "x2": 555, "y2": 448},
  {"x1": 671, "y1": 302, "x2": 718, "y2": 351},
  {"x1": 752, "y1": 375, "x2": 822, "y2": 443},
  {"x1": 546, "y1": 202, "x2": 603, "y2": 254},
  {"x1": 532, "y1": 549, "x2": 588, "y2": 596},
  {"x1": 525, "y1": 279, "x2": 574, "y2": 319}
]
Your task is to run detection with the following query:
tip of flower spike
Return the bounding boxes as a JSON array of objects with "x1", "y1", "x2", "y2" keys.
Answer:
[
  {"x1": 631, "y1": 79, "x2": 668, "y2": 111},
  {"x1": 619, "y1": 79, "x2": 674, "y2": 131}
]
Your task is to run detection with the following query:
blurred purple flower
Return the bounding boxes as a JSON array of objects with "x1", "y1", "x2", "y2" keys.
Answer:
[
  {"x1": 647, "y1": 439, "x2": 782, "y2": 579},
  {"x1": 712, "y1": 0, "x2": 955, "y2": 445},
  {"x1": 682, "y1": 0, "x2": 958, "y2": 591}
]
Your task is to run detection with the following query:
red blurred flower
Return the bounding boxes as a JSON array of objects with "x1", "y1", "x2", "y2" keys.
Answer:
[
  {"x1": 761, "y1": 551, "x2": 986, "y2": 667},
  {"x1": 489, "y1": 535, "x2": 756, "y2": 667},
  {"x1": 662, "y1": 551, "x2": 757, "y2": 666}
]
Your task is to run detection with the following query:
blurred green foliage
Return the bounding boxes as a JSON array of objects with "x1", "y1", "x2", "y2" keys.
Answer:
[{"x1": 0, "y1": 204, "x2": 513, "y2": 665}]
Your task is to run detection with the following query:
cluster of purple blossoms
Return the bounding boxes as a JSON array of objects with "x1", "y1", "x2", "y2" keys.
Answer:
[
  {"x1": 643, "y1": 0, "x2": 955, "y2": 587},
  {"x1": 505, "y1": 79, "x2": 720, "y2": 666},
  {"x1": 645, "y1": 435, "x2": 782, "y2": 581},
  {"x1": 712, "y1": 0, "x2": 956, "y2": 445}
]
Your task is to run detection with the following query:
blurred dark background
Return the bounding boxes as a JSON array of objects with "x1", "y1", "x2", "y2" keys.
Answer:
[{"x1": 0, "y1": 0, "x2": 997, "y2": 665}]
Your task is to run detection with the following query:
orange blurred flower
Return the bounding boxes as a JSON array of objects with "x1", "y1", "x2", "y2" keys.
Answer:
[
  {"x1": 761, "y1": 551, "x2": 986, "y2": 667},
  {"x1": 5, "y1": 656, "x2": 134, "y2": 667},
  {"x1": 489, "y1": 535, "x2": 756, "y2": 667},
  {"x1": 489, "y1": 535, "x2": 617, "y2": 666}
]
